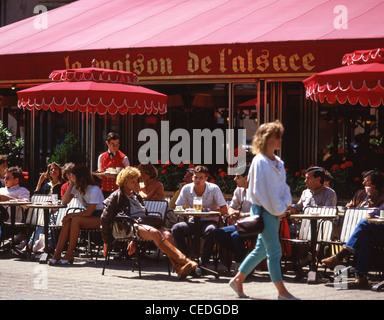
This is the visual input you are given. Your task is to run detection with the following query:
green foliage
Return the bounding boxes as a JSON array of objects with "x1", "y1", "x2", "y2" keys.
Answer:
[
  {"x1": 0, "y1": 121, "x2": 24, "y2": 166},
  {"x1": 49, "y1": 133, "x2": 85, "y2": 166}
]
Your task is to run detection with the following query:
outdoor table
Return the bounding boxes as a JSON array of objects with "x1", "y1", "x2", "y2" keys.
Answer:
[
  {"x1": 290, "y1": 213, "x2": 339, "y2": 284},
  {"x1": 26, "y1": 202, "x2": 66, "y2": 263},
  {"x1": 174, "y1": 210, "x2": 221, "y2": 279},
  {"x1": 0, "y1": 200, "x2": 32, "y2": 252},
  {"x1": 368, "y1": 217, "x2": 384, "y2": 292}
]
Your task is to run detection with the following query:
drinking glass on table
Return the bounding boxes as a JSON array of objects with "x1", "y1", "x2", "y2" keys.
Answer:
[
  {"x1": 193, "y1": 197, "x2": 202, "y2": 212},
  {"x1": 51, "y1": 194, "x2": 58, "y2": 205}
]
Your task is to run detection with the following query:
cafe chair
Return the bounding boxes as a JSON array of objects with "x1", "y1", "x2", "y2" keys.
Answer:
[
  {"x1": 102, "y1": 213, "x2": 171, "y2": 278},
  {"x1": 322, "y1": 207, "x2": 372, "y2": 272},
  {"x1": 143, "y1": 200, "x2": 170, "y2": 227},
  {"x1": 1, "y1": 195, "x2": 52, "y2": 257},
  {"x1": 280, "y1": 206, "x2": 337, "y2": 277}
]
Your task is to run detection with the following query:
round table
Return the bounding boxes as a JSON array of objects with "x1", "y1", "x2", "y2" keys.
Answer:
[
  {"x1": 290, "y1": 214, "x2": 339, "y2": 284},
  {"x1": 368, "y1": 218, "x2": 384, "y2": 224},
  {"x1": 26, "y1": 202, "x2": 67, "y2": 263},
  {"x1": 174, "y1": 210, "x2": 221, "y2": 279}
]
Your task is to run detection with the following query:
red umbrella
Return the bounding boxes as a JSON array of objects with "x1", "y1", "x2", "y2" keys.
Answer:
[
  {"x1": 17, "y1": 64, "x2": 167, "y2": 170},
  {"x1": 303, "y1": 48, "x2": 384, "y2": 107},
  {"x1": 17, "y1": 66, "x2": 167, "y2": 114}
]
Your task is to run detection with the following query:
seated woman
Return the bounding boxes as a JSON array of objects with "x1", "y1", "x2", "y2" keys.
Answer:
[
  {"x1": 28, "y1": 162, "x2": 64, "y2": 251},
  {"x1": 48, "y1": 164, "x2": 104, "y2": 265},
  {"x1": 60, "y1": 162, "x2": 75, "y2": 198},
  {"x1": 137, "y1": 163, "x2": 165, "y2": 201},
  {"x1": 34, "y1": 162, "x2": 64, "y2": 198},
  {"x1": 100, "y1": 166, "x2": 197, "y2": 279}
]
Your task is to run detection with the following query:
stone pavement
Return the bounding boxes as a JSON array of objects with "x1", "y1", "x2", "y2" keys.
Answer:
[{"x1": 0, "y1": 253, "x2": 384, "y2": 301}]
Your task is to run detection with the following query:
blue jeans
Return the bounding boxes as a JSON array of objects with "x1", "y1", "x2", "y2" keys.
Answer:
[
  {"x1": 345, "y1": 219, "x2": 384, "y2": 276},
  {"x1": 239, "y1": 204, "x2": 283, "y2": 283},
  {"x1": 214, "y1": 225, "x2": 257, "y2": 263}
]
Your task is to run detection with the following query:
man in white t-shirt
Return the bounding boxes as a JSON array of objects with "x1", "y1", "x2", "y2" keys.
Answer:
[{"x1": 171, "y1": 165, "x2": 227, "y2": 265}]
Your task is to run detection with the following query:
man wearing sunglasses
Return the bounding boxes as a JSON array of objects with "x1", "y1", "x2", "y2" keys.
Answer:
[{"x1": 0, "y1": 167, "x2": 30, "y2": 241}]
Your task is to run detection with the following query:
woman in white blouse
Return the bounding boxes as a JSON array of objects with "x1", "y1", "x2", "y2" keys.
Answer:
[
  {"x1": 229, "y1": 120, "x2": 298, "y2": 300},
  {"x1": 48, "y1": 164, "x2": 104, "y2": 265}
]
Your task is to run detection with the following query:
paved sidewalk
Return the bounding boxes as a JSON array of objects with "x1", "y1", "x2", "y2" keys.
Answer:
[{"x1": 0, "y1": 253, "x2": 383, "y2": 301}]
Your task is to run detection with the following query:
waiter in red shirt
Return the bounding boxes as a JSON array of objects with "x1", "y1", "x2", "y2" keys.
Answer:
[{"x1": 97, "y1": 132, "x2": 130, "y2": 198}]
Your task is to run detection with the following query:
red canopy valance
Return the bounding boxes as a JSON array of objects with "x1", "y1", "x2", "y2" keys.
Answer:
[
  {"x1": 17, "y1": 66, "x2": 167, "y2": 115},
  {"x1": 303, "y1": 48, "x2": 384, "y2": 107}
]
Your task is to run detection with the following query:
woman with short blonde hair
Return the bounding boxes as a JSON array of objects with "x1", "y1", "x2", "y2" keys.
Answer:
[
  {"x1": 101, "y1": 166, "x2": 197, "y2": 279},
  {"x1": 116, "y1": 166, "x2": 140, "y2": 188}
]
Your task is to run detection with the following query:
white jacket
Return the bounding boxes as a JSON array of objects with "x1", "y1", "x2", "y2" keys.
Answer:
[{"x1": 247, "y1": 153, "x2": 292, "y2": 216}]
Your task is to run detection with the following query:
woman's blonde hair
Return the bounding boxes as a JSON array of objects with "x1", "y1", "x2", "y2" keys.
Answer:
[
  {"x1": 116, "y1": 166, "x2": 141, "y2": 188},
  {"x1": 251, "y1": 120, "x2": 284, "y2": 155}
]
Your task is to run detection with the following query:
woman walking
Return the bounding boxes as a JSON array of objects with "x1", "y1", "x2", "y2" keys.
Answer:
[{"x1": 229, "y1": 120, "x2": 298, "y2": 300}]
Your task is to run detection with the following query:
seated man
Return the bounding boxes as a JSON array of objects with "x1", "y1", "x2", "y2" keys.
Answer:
[
  {"x1": 287, "y1": 166, "x2": 337, "y2": 266},
  {"x1": 171, "y1": 165, "x2": 228, "y2": 266},
  {"x1": 345, "y1": 170, "x2": 384, "y2": 208},
  {"x1": 213, "y1": 165, "x2": 255, "y2": 271},
  {"x1": 288, "y1": 166, "x2": 337, "y2": 215},
  {"x1": 322, "y1": 170, "x2": 384, "y2": 289},
  {"x1": 0, "y1": 167, "x2": 30, "y2": 241},
  {"x1": 169, "y1": 168, "x2": 194, "y2": 210},
  {"x1": 167, "y1": 168, "x2": 194, "y2": 229}
]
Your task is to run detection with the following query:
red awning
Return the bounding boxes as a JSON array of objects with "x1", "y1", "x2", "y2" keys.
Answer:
[
  {"x1": 303, "y1": 48, "x2": 384, "y2": 107},
  {"x1": 1, "y1": 0, "x2": 383, "y2": 54},
  {"x1": 0, "y1": 0, "x2": 383, "y2": 83}
]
